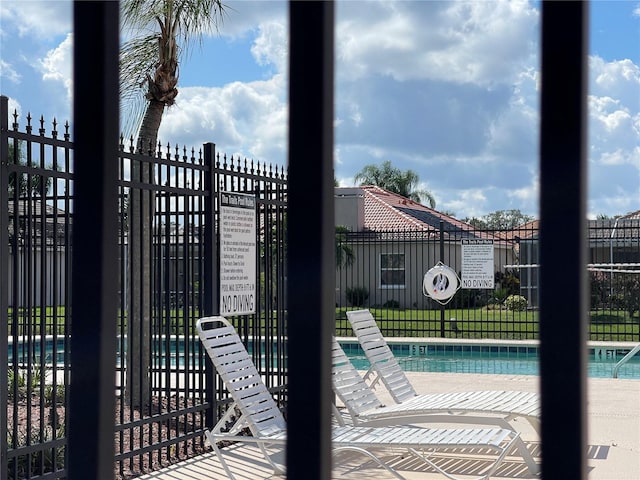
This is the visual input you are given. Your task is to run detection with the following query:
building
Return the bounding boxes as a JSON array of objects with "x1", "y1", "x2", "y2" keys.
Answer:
[{"x1": 334, "y1": 186, "x2": 514, "y2": 309}]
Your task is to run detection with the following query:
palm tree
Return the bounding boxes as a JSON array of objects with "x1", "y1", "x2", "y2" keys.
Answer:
[
  {"x1": 354, "y1": 160, "x2": 436, "y2": 208},
  {"x1": 120, "y1": 0, "x2": 227, "y2": 407},
  {"x1": 8, "y1": 140, "x2": 51, "y2": 198}
]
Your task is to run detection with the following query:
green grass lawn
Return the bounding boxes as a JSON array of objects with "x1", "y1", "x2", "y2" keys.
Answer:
[
  {"x1": 335, "y1": 307, "x2": 640, "y2": 341},
  {"x1": 7, "y1": 305, "x2": 639, "y2": 342}
]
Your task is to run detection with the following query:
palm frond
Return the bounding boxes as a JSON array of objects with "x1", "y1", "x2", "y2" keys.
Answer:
[
  {"x1": 119, "y1": 0, "x2": 228, "y2": 138},
  {"x1": 120, "y1": 35, "x2": 160, "y2": 138}
]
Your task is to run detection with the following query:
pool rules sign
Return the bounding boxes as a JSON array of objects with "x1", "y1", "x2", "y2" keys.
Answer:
[
  {"x1": 461, "y1": 239, "x2": 495, "y2": 289},
  {"x1": 219, "y1": 192, "x2": 256, "y2": 315}
]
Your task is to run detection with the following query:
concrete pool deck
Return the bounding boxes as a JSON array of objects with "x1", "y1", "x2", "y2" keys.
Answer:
[{"x1": 138, "y1": 372, "x2": 639, "y2": 480}]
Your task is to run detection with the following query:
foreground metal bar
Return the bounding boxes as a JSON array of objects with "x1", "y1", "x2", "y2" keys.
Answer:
[
  {"x1": 0, "y1": 95, "x2": 9, "y2": 479},
  {"x1": 287, "y1": 2, "x2": 335, "y2": 479},
  {"x1": 68, "y1": 2, "x2": 120, "y2": 479},
  {"x1": 539, "y1": 2, "x2": 589, "y2": 479}
]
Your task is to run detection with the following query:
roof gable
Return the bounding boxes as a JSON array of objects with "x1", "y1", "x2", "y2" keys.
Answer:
[{"x1": 357, "y1": 185, "x2": 477, "y2": 237}]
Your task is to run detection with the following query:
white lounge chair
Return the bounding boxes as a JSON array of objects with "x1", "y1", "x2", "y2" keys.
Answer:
[
  {"x1": 346, "y1": 309, "x2": 541, "y2": 434},
  {"x1": 197, "y1": 316, "x2": 525, "y2": 480},
  {"x1": 332, "y1": 337, "x2": 539, "y2": 475}
]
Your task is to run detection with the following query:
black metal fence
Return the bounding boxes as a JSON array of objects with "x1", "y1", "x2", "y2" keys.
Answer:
[
  {"x1": 2, "y1": 92, "x2": 638, "y2": 480},
  {"x1": 2, "y1": 97, "x2": 73, "y2": 480},
  {"x1": 1, "y1": 95, "x2": 288, "y2": 479},
  {"x1": 335, "y1": 220, "x2": 640, "y2": 341}
]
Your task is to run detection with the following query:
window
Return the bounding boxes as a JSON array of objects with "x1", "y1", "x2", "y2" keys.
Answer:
[{"x1": 380, "y1": 253, "x2": 405, "y2": 288}]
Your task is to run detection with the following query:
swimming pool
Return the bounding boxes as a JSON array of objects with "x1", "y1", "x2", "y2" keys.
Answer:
[
  {"x1": 340, "y1": 342, "x2": 640, "y2": 380},
  {"x1": 9, "y1": 337, "x2": 640, "y2": 379}
]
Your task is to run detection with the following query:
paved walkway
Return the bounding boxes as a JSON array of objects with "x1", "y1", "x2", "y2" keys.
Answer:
[{"x1": 138, "y1": 372, "x2": 639, "y2": 480}]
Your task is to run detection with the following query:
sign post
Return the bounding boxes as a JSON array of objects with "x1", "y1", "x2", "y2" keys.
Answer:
[
  {"x1": 219, "y1": 192, "x2": 256, "y2": 315},
  {"x1": 461, "y1": 239, "x2": 495, "y2": 289}
]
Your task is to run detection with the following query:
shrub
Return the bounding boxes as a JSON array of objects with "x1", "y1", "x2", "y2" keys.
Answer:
[
  {"x1": 346, "y1": 286, "x2": 369, "y2": 307},
  {"x1": 8, "y1": 366, "x2": 43, "y2": 401},
  {"x1": 382, "y1": 299, "x2": 400, "y2": 309},
  {"x1": 505, "y1": 294, "x2": 528, "y2": 311},
  {"x1": 7, "y1": 423, "x2": 66, "y2": 478},
  {"x1": 490, "y1": 288, "x2": 510, "y2": 306},
  {"x1": 450, "y1": 288, "x2": 489, "y2": 309},
  {"x1": 44, "y1": 384, "x2": 66, "y2": 406},
  {"x1": 495, "y1": 270, "x2": 521, "y2": 295}
]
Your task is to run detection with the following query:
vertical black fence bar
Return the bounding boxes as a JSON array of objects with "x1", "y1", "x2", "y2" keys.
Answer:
[
  {"x1": 23, "y1": 122, "x2": 34, "y2": 477},
  {"x1": 50, "y1": 128, "x2": 60, "y2": 438},
  {"x1": 67, "y1": 1, "x2": 119, "y2": 479},
  {"x1": 539, "y1": 2, "x2": 589, "y2": 479},
  {"x1": 202, "y1": 142, "x2": 217, "y2": 431},
  {"x1": 277, "y1": 180, "x2": 287, "y2": 388},
  {"x1": 287, "y1": 1, "x2": 335, "y2": 478},
  {"x1": 439, "y1": 221, "x2": 445, "y2": 337},
  {"x1": 0, "y1": 95, "x2": 10, "y2": 478},
  {"x1": 117, "y1": 144, "x2": 127, "y2": 479}
]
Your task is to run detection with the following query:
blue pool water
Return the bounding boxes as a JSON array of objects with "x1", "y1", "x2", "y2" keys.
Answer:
[
  {"x1": 342, "y1": 343, "x2": 640, "y2": 380},
  {"x1": 9, "y1": 337, "x2": 640, "y2": 379}
]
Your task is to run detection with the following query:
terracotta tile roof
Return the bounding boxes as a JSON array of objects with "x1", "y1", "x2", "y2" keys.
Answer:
[
  {"x1": 499, "y1": 220, "x2": 539, "y2": 240},
  {"x1": 360, "y1": 186, "x2": 428, "y2": 231},
  {"x1": 358, "y1": 186, "x2": 486, "y2": 239},
  {"x1": 503, "y1": 214, "x2": 640, "y2": 241}
]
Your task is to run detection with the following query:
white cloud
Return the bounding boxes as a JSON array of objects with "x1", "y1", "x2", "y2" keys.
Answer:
[
  {"x1": 6, "y1": 96, "x2": 22, "y2": 117},
  {"x1": 250, "y1": 21, "x2": 287, "y2": 74},
  {"x1": 442, "y1": 189, "x2": 489, "y2": 218},
  {"x1": 0, "y1": 1, "x2": 71, "y2": 39},
  {"x1": 336, "y1": 0, "x2": 538, "y2": 86},
  {"x1": 39, "y1": 33, "x2": 73, "y2": 101},
  {"x1": 588, "y1": 90, "x2": 639, "y2": 170},
  {"x1": 159, "y1": 74, "x2": 287, "y2": 163},
  {"x1": 591, "y1": 57, "x2": 640, "y2": 108},
  {"x1": 0, "y1": 59, "x2": 21, "y2": 83},
  {"x1": 507, "y1": 175, "x2": 539, "y2": 207},
  {"x1": 216, "y1": 1, "x2": 287, "y2": 39},
  {"x1": 588, "y1": 183, "x2": 640, "y2": 219}
]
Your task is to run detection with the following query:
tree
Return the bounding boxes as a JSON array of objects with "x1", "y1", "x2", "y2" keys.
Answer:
[
  {"x1": 354, "y1": 160, "x2": 436, "y2": 208},
  {"x1": 463, "y1": 217, "x2": 487, "y2": 229},
  {"x1": 120, "y1": 0, "x2": 227, "y2": 145},
  {"x1": 464, "y1": 209, "x2": 534, "y2": 230},
  {"x1": 335, "y1": 226, "x2": 354, "y2": 269},
  {"x1": 8, "y1": 140, "x2": 51, "y2": 198},
  {"x1": 595, "y1": 213, "x2": 622, "y2": 220},
  {"x1": 120, "y1": 0, "x2": 227, "y2": 408}
]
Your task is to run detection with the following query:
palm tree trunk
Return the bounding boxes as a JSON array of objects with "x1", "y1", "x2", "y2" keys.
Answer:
[{"x1": 127, "y1": 98, "x2": 163, "y2": 409}]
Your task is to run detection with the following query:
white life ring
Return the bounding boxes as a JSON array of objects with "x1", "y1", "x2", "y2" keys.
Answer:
[{"x1": 423, "y1": 263, "x2": 460, "y2": 302}]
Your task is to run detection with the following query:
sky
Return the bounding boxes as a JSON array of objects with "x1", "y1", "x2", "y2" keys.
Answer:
[{"x1": 0, "y1": 0, "x2": 638, "y2": 220}]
